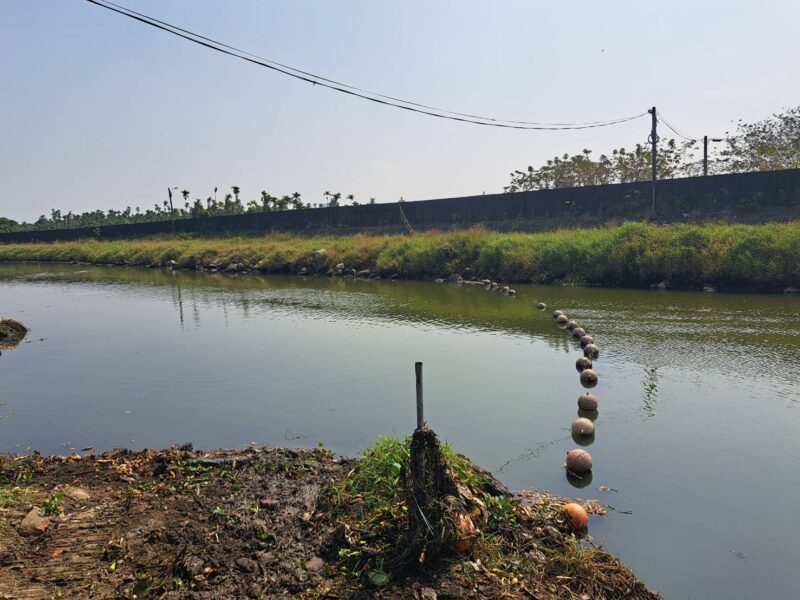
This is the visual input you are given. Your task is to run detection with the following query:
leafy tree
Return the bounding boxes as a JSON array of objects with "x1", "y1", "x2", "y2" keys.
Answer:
[
  {"x1": 720, "y1": 106, "x2": 800, "y2": 172},
  {"x1": 0, "y1": 217, "x2": 18, "y2": 232},
  {"x1": 505, "y1": 139, "x2": 697, "y2": 192},
  {"x1": 324, "y1": 191, "x2": 342, "y2": 207}
]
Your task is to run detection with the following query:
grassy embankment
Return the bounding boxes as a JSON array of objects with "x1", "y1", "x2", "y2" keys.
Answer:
[{"x1": 1, "y1": 221, "x2": 799, "y2": 291}]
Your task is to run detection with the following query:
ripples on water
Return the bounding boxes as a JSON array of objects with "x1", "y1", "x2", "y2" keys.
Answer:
[{"x1": 1, "y1": 263, "x2": 799, "y2": 599}]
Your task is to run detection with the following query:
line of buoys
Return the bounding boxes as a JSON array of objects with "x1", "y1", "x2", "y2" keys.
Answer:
[{"x1": 541, "y1": 303, "x2": 607, "y2": 530}]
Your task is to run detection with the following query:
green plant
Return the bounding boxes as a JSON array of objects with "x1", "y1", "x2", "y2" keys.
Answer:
[{"x1": 41, "y1": 491, "x2": 65, "y2": 516}]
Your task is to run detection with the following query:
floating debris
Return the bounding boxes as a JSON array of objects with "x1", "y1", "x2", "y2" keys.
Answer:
[{"x1": 0, "y1": 319, "x2": 28, "y2": 350}]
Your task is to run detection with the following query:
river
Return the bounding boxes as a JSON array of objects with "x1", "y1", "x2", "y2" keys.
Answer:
[{"x1": 1, "y1": 263, "x2": 798, "y2": 599}]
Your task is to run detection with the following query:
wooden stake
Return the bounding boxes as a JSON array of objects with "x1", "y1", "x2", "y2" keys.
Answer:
[{"x1": 415, "y1": 362, "x2": 424, "y2": 429}]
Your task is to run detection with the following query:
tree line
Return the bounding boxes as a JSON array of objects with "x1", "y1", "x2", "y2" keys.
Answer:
[
  {"x1": 504, "y1": 105, "x2": 800, "y2": 192},
  {"x1": 2, "y1": 105, "x2": 798, "y2": 232},
  {"x1": 3, "y1": 189, "x2": 376, "y2": 232}
]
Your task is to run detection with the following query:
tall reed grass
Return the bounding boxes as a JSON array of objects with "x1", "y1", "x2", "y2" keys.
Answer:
[{"x1": 1, "y1": 222, "x2": 798, "y2": 291}]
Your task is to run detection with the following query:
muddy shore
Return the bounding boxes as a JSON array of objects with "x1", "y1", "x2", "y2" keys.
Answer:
[{"x1": 0, "y1": 445, "x2": 658, "y2": 599}]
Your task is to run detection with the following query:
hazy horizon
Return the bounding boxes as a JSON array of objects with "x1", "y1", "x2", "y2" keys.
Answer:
[{"x1": 2, "y1": 0, "x2": 799, "y2": 222}]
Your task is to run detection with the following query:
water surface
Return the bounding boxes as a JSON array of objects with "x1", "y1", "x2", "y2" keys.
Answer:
[{"x1": 1, "y1": 263, "x2": 799, "y2": 599}]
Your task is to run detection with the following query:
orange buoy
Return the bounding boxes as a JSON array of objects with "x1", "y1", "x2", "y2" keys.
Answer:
[
  {"x1": 575, "y1": 356, "x2": 593, "y2": 372},
  {"x1": 566, "y1": 449, "x2": 593, "y2": 474},
  {"x1": 577, "y1": 392, "x2": 598, "y2": 411},
  {"x1": 564, "y1": 503, "x2": 589, "y2": 529},
  {"x1": 580, "y1": 369, "x2": 598, "y2": 388}
]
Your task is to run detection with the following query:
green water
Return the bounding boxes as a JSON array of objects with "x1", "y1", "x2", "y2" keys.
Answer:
[{"x1": 1, "y1": 263, "x2": 798, "y2": 599}]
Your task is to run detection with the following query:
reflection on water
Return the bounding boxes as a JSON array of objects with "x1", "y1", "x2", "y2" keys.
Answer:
[
  {"x1": 641, "y1": 366, "x2": 660, "y2": 419},
  {"x1": 1, "y1": 263, "x2": 800, "y2": 600}
]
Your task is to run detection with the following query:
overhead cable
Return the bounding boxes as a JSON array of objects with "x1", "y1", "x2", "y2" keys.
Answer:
[
  {"x1": 657, "y1": 111, "x2": 699, "y2": 141},
  {"x1": 86, "y1": 0, "x2": 648, "y2": 131}
]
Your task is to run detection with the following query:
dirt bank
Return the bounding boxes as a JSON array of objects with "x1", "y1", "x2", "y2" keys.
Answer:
[{"x1": 0, "y1": 444, "x2": 658, "y2": 599}]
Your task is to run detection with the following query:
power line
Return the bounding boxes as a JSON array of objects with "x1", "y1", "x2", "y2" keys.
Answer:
[
  {"x1": 95, "y1": 0, "x2": 640, "y2": 128},
  {"x1": 85, "y1": 0, "x2": 648, "y2": 131},
  {"x1": 656, "y1": 111, "x2": 699, "y2": 142}
]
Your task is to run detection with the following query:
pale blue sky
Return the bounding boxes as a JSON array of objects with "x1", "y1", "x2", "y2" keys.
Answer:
[{"x1": 2, "y1": 0, "x2": 798, "y2": 222}]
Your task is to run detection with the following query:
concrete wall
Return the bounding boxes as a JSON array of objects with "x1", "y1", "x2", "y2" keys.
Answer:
[{"x1": 2, "y1": 168, "x2": 799, "y2": 243}]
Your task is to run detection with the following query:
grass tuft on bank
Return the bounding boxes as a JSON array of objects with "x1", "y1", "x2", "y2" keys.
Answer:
[
  {"x1": 1, "y1": 221, "x2": 799, "y2": 291},
  {"x1": 328, "y1": 435, "x2": 657, "y2": 599}
]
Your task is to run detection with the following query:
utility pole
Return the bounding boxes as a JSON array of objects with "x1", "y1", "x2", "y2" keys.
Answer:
[
  {"x1": 703, "y1": 136, "x2": 723, "y2": 176},
  {"x1": 167, "y1": 187, "x2": 176, "y2": 233},
  {"x1": 648, "y1": 107, "x2": 658, "y2": 214}
]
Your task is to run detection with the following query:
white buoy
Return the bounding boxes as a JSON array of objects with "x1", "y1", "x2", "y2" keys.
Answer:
[{"x1": 571, "y1": 418, "x2": 595, "y2": 436}]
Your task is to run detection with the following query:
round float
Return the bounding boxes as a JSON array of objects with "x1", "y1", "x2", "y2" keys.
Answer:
[
  {"x1": 571, "y1": 417, "x2": 595, "y2": 436},
  {"x1": 580, "y1": 369, "x2": 598, "y2": 388},
  {"x1": 565, "y1": 449, "x2": 593, "y2": 474},
  {"x1": 577, "y1": 392, "x2": 598, "y2": 411},
  {"x1": 583, "y1": 344, "x2": 599, "y2": 359}
]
